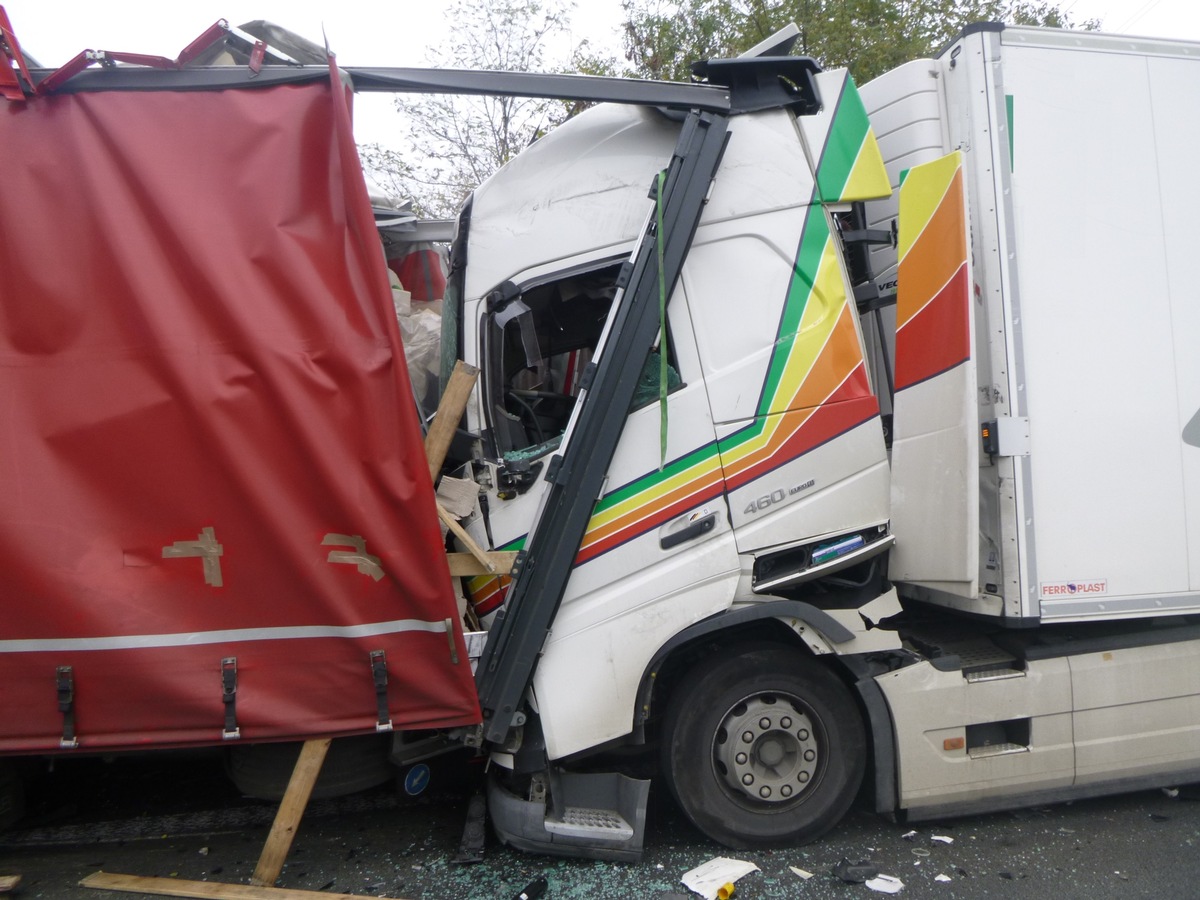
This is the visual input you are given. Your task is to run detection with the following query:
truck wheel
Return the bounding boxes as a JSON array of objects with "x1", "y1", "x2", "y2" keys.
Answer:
[
  {"x1": 0, "y1": 761, "x2": 24, "y2": 830},
  {"x1": 660, "y1": 645, "x2": 865, "y2": 848},
  {"x1": 226, "y1": 735, "x2": 393, "y2": 801}
]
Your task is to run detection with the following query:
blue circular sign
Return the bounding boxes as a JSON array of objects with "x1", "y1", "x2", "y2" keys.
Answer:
[{"x1": 403, "y1": 763, "x2": 431, "y2": 796}]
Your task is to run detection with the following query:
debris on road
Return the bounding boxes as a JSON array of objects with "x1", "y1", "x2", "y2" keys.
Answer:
[
  {"x1": 512, "y1": 875, "x2": 547, "y2": 899},
  {"x1": 832, "y1": 858, "x2": 880, "y2": 883},
  {"x1": 866, "y1": 873, "x2": 905, "y2": 894},
  {"x1": 681, "y1": 857, "x2": 760, "y2": 900}
]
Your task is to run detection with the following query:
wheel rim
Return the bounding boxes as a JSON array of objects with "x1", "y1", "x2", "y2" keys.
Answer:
[{"x1": 711, "y1": 691, "x2": 824, "y2": 807}]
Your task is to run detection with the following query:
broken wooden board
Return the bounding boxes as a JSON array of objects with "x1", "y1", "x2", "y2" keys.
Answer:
[
  {"x1": 437, "y1": 504, "x2": 496, "y2": 573},
  {"x1": 251, "y1": 739, "x2": 330, "y2": 887},
  {"x1": 445, "y1": 551, "x2": 518, "y2": 577},
  {"x1": 81, "y1": 872, "x2": 406, "y2": 899},
  {"x1": 423, "y1": 361, "x2": 478, "y2": 482}
]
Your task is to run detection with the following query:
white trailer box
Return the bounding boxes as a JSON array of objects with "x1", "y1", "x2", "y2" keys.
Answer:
[{"x1": 861, "y1": 24, "x2": 1200, "y2": 623}]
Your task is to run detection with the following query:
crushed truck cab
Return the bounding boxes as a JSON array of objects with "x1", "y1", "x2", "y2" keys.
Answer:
[{"x1": 454, "y1": 23, "x2": 1200, "y2": 858}]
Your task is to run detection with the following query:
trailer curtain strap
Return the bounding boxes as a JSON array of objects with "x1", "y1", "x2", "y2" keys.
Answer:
[
  {"x1": 370, "y1": 650, "x2": 393, "y2": 732},
  {"x1": 656, "y1": 168, "x2": 669, "y2": 469},
  {"x1": 221, "y1": 657, "x2": 240, "y2": 740},
  {"x1": 56, "y1": 665, "x2": 78, "y2": 749}
]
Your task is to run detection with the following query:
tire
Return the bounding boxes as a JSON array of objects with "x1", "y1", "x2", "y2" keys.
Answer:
[
  {"x1": 660, "y1": 645, "x2": 865, "y2": 848},
  {"x1": 226, "y1": 735, "x2": 393, "y2": 802}
]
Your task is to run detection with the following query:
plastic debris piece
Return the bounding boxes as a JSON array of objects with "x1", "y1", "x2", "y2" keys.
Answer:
[
  {"x1": 512, "y1": 876, "x2": 547, "y2": 900},
  {"x1": 833, "y1": 859, "x2": 880, "y2": 884},
  {"x1": 902, "y1": 830, "x2": 919, "y2": 841},
  {"x1": 681, "y1": 858, "x2": 760, "y2": 900},
  {"x1": 1162, "y1": 787, "x2": 1180, "y2": 798},
  {"x1": 716, "y1": 884, "x2": 735, "y2": 900},
  {"x1": 1057, "y1": 827, "x2": 1075, "y2": 834},
  {"x1": 931, "y1": 834, "x2": 954, "y2": 844},
  {"x1": 911, "y1": 848, "x2": 931, "y2": 858},
  {"x1": 935, "y1": 874, "x2": 952, "y2": 883},
  {"x1": 453, "y1": 792, "x2": 487, "y2": 864},
  {"x1": 789, "y1": 867, "x2": 814, "y2": 880},
  {"x1": 866, "y1": 874, "x2": 904, "y2": 894}
]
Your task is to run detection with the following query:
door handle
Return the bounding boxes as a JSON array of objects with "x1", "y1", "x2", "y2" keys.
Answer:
[{"x1": 660, "y1": 512, "x2": 717, "y2": 550}]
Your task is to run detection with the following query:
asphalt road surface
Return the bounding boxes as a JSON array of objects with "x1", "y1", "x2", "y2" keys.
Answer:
[{"x1": 3, "y1": 752, "x2": 1200, "y2": 899}]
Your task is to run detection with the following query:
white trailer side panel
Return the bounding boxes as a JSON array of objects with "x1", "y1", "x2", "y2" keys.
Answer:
[
  {"x1": 998, "y1": 29, "x2": 1200, "y2": 618},
  {"x1": 866, "y1": 27, "x2": 1200, "y2": 622},
  {"x1": 1148, "y1": 54, "x2": 1200, "y2": 596}
]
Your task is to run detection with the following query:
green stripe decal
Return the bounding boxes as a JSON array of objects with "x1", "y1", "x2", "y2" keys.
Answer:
[
  {"x1": 816, "y1": 77, "x2": 868, "y2": 201},
  {"x1": 594, "y1": 440, "x2": 719, "y2": 512},
  {"x1": 760, "y1": 208, "x2": 830, "y2": 417},
  {"x1": 564, "y1": 77, "x2": 880, "y2": 536},
  {"x1": 589, "y1": 193, "x2": 838, "y2": 515}
]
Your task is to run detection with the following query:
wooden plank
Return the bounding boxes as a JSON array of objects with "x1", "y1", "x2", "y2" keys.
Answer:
[
  {"x1": 250, "y1": 739, "x2": 331, "y2": 888},
  {"x1": 437, "y1": 503, "x2": 495, "y2": 573},
  {"x1": 81, "y1": 871, "x2": 406, "y2": 899},
  {"x1": 423, "y1": 361, "x2": 479, "y2": 483},
  {"x1": 445, "y1": 551, "x2": 518, "y2": 576}
]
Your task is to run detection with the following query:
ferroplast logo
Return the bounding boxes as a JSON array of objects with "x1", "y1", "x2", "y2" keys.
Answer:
[{"x1": 1040, "y1": 580, "x2": 1108, "y2": 598}]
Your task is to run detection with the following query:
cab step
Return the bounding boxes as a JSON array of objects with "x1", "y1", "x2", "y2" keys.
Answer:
[{"x1": 488, "y1": 769, "x2": 649, "y2": 862}]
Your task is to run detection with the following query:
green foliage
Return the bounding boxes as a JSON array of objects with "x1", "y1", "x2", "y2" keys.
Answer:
[
  {"x1": 621, "y1": 0, "x2": 1099, "y2": 84},
  {"x1": 361, "y1": 0, "x2": 1099, "y2": 217},
  {"x1": 620, "y1": 0, "x2": 742, "y2": 81},
  {"x1": 365, "y1": 0, "x2": 580, "y2": 218}
]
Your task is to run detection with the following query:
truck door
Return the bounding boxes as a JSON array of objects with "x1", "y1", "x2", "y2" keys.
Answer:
[
  {"x1": 468, "y1": 258, "x2": 739, "y2": 759},
  {"x1": 688, "y1": 71, "x2": 893, "y2": 567}
]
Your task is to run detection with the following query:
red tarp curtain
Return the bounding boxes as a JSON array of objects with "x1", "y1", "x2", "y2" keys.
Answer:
[{"x1": 0, "y1": 70, "x2": 480, "y2": 752}]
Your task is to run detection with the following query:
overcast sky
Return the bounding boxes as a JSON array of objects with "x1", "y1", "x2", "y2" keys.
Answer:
[{"x1": 5, "y1": 0, "x2": 1199, "y2": 147}]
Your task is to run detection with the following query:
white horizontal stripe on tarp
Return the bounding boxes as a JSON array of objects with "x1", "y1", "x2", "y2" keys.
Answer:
[{"x1": 0, "y1": 618, "x2": 449, "y2": 654}]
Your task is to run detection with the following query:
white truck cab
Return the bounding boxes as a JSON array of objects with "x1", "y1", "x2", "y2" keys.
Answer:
[{"x1": 437, "y1": 23, "x2": 1200, "y2": 858}]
